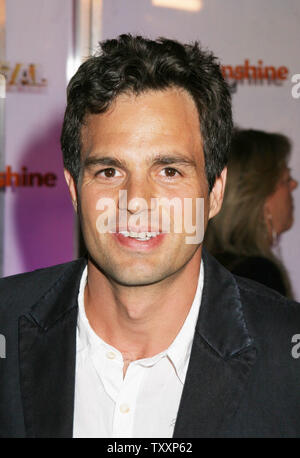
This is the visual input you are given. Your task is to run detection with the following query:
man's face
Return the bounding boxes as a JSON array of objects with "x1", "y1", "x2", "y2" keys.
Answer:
[{"x1": 65, "y1": 88, "x2": 225, "y2": 286}]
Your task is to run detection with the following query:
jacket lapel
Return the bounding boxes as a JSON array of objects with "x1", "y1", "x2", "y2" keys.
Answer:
[
  {"x1": 173, "y1": 250, "x2": 257, "y2": 437},
  {"x1": 18, "y1": 258, "x2": 87, "y2": 438}
]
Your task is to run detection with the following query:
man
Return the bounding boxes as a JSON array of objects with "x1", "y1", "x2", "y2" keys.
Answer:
[{"x1": 1, "y1": 35, "x2": 300, "y2": 438}]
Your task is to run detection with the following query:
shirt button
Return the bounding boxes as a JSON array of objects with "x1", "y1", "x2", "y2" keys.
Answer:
[
  {"x1": 119, "y1": 403, "x2": 130, "y2": 414},
  {"x1": 106, "y1": 351, "x2": 116, "y2": 360}
]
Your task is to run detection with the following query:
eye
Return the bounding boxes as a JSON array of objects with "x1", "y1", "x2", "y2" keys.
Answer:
[
  {"x1": 160, "y1": 167, "x2": 181, "y2": 178},
  {"x1": 97, "y1": 168, "x2": 122, "y2": 178}
]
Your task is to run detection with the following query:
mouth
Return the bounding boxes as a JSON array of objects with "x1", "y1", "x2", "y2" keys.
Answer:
[
  {"x1": 110, "y1": 229, "x2": 166, "y2": 250},
  {"x1": 117, "y1": 230, "x2": 162, "y2": 241}
]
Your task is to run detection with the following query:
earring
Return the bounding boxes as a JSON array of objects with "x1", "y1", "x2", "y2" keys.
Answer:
[{"x1": 266, "y1": 212, "x2": 278, "y2": 246}]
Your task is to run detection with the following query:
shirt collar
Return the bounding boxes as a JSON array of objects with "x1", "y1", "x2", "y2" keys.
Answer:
[{"x1": 77, "y1": 260, "x2": 204, "y2": 384}]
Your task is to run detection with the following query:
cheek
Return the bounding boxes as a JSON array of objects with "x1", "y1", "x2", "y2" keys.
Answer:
[
  {"x1": 277, "y1": 190, "x2": 291, "y2": 213},
  {"x1": 267, "y1": 191, "x2": 282, "y2": 213},
  {"x1": 285, "y1": 189, "x2": 293, "y2": 203},
  {"x1": 79, "y1": 199, "x2": 97, "y2": 234},
  {"x1": 269, "y1": 190, "x2": 292, "y2": 229},
  {"x1": 80, "y1": 188, "x2": 106, "y2": 230}
]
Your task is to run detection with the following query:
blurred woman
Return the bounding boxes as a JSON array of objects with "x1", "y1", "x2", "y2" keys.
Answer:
[{"x1": 205, "y1": 128, "x2": 298, "y2": 298}]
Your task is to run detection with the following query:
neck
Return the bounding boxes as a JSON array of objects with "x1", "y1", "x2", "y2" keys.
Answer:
[{"x1": 84, "y1": 248, "x2": 202, "y2": 362}]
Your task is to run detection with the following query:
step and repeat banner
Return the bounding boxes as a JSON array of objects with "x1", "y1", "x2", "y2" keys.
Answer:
[
  {"x1": 2, "y1": 0, "x2": 300, "y2": 299},
  {"x1": 2, "y1": 0, "x2": 75, "y2": 276}
]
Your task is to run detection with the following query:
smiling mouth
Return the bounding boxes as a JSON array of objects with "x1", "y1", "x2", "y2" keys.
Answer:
[
  {"x1": 109, "y1": 229, "x2": 166, "y2": 249},
  {"x1": 117, "y1": 230, "x2": 161, "y2": 241}
]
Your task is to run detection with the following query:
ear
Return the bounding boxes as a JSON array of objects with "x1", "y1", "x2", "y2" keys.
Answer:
[
  {"x1": 208, "y1": 167, "x2": 227, "y2": 220},
  {"x1": 64, "y1": 169, "x2": 78, "y2": 213},
  {"x1": 263, "y1": 197, "x2": 271, "y2": 218}
]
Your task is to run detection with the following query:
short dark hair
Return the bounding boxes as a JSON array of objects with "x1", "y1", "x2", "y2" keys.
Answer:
[{"x1": 61, "y1": 34, "x2": 232, "y2": 191}]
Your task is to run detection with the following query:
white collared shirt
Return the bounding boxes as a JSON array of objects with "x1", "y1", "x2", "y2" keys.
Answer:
[{"x1": 73, "y1": 262, "x2": 204, "y2": 438}]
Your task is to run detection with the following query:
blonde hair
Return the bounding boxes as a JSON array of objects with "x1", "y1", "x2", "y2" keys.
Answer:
[{"x1": 205, "y1": 128, "x2": 292, "y2": 295}]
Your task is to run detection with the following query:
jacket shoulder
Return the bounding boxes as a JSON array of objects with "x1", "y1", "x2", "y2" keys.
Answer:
[
  {"x1": 235, "y1": 272, "x2": 295, "y2": 306},
  {"x1": 234, "y1": 274, "x2": 300, "y2": 349},
  {"x1": 0, "y1": 259, "x2": 85, "y2": 315}
]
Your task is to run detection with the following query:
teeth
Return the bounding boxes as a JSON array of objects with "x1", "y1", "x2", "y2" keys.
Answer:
[{"x1": 118, "y1": 230, "x2": 160, "y2": 240}]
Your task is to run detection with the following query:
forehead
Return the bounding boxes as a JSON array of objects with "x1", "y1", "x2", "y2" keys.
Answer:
[{"x1": 81, "y1": 87, "x2": 203, "y2": 165}]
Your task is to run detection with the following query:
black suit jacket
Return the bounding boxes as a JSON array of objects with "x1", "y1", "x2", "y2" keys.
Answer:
[{"x1": 1, "y1": 250, "x2": 300, "y2": 438}]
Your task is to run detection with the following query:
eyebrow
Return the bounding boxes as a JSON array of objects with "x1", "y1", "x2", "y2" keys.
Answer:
[
  {"x1": 83, "y1": 153, "x2": 197, "y2": 170},
  {"x1": 83, "y1": 156, "x2": 126, "y2": 169},
  {"x1": 150, "y1": 154, "x2": 197, "y2": 168}
]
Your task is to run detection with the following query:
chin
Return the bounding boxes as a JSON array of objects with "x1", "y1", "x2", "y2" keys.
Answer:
[
  {"x1": 107, "y1": 271, "x2": 169, "y2": 287},
  {"x1": 280, "y1": 219, "x2": 293, "y2": 234},
  {"x1": 92, "y1": 258, "x2": 169, "y2": 287}
]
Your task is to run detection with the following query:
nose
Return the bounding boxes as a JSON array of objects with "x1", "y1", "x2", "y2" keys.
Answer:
[
  {"x1": 118, "y1": 176, "x2": 155, "y2": 215},
  {"x1": 290, "y1": 177, "x2": 298, "y2": 191}
]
